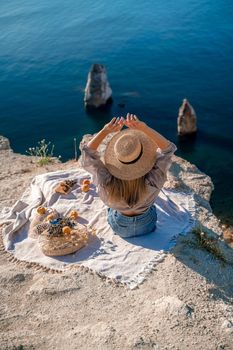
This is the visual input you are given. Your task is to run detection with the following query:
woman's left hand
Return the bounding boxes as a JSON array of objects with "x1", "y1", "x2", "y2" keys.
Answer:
[{"x1": 102, "y1": 117, "x2": 124, "y2": 134}]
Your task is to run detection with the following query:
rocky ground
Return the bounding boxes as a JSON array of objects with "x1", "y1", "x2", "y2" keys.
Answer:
[{"x1": 0, "y1": 136, "x2": 233, "y2": 350}]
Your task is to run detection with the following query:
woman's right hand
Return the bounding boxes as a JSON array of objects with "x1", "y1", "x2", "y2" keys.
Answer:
[
  {"x1": 87, "y1": 117, "x2": 124, "y2": 151},
  {"x1": 103, "y1": 117, "x2": 124, "y2": 134},
  {"x1": 124, "y1": 113, "x2": 146, "y2": 130}
]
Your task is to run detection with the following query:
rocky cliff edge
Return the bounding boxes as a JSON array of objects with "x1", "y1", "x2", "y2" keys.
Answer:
[{"x1": 1, "y1": 135, "x2": 233, "y2": 350}]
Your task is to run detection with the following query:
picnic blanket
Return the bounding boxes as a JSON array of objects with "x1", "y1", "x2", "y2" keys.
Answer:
[{"x1": 0, "y1": 169, "x2": 196, "y2": 289}]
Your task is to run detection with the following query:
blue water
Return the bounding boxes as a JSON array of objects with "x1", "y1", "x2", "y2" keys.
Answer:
[{"x1": 1, "y1": 1, "x2": 233, "y2": 222}]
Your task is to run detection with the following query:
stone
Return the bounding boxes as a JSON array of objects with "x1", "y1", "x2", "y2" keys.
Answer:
[
  {"x1": 221, "y1": 319, "x2": 233, "y2": 333},
  {"x1": 223, "y1": 226, "x2": 233, "y2": 246},
  {"x1": 177, "y1": 99, "x2": 197, "y2": 135},
  {"x1": 0, "y1": 136, "x2": 11, "y2": 150},
  {"x1": 153, "y1": 296, "x2": 194, "y2": 318},
  {"x1": 26, "y1": 275, "x2": 81, "y2": 296},
  {"x1": 0, "y1": 271, "x2": 26, "y2": 285},
  {"x1": 84, "y1": 64, "x2": 112, "y2": 108}
]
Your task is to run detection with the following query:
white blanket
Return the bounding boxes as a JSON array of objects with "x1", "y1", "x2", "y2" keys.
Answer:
[{"x1": 0, "y1": 169, "x2": 196, "y2": 289}]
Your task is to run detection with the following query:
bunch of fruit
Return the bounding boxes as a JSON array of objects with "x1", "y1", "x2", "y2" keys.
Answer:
[{"x1": 59, "y1": 179, "x2": 76, "y2": 193}]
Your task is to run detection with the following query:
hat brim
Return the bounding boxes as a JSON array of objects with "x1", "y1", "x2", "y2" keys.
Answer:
[{"x1": 104, "y1": 129, "x2": 158, "y2": 180}]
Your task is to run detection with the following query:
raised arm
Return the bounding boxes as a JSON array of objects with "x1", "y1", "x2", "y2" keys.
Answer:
[
  {"x1": 124, "y1": 114, "x2": 177, "y2": 188},
  {"x1": 87, "y1": 117, "x2": 124, "y2": 151},
  {"x1": 124, "y1": 113, "x2": 170, "y2": 150}
]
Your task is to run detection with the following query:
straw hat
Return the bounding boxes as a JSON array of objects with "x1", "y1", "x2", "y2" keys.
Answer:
[{"x1": 104, "y1": 129, "x2": 158, "y2": 180}]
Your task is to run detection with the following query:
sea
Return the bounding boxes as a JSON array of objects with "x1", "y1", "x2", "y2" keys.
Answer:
[{"x1": 0, "y1": 0, "x2": 233, "y2": 223}]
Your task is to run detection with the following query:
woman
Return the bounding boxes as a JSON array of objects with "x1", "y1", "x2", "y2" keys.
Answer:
[{"x1": 80, "y1": 113, "x2": 177, "y2": 238}]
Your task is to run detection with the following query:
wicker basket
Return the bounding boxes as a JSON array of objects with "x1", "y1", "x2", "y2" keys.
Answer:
[{"x1": 38, "y1": 223, "x2": 88, "y2": 257}]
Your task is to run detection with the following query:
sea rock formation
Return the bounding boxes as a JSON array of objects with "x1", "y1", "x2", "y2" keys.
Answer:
[
  {"x1": 177, "y1": 99, "x2": 197, "y2": 135},
  {"x1": 84, "y1": 64, "x2": 112, "y2": 108}
]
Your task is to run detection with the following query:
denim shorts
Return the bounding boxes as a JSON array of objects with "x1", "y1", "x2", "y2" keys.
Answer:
[{"x1": 107, "y1": 205, "x2": 157, "y2": 238}]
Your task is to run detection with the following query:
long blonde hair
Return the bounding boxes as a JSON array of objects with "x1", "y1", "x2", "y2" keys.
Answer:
[{"x1": 105, "y1": 175, "x2": 147, "y2": 207}]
